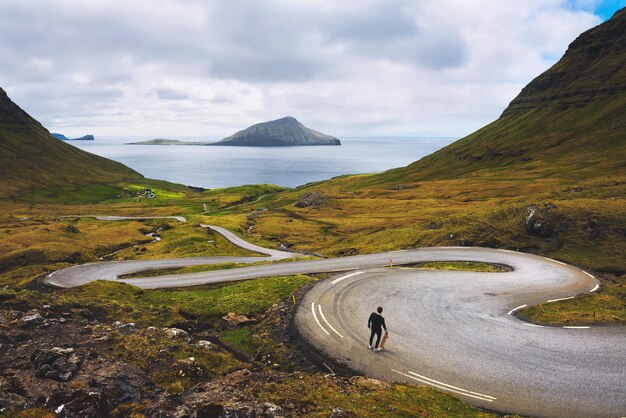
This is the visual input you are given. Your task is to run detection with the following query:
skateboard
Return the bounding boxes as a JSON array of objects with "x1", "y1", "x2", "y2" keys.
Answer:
[{"x1": 379, "y1": 331, "x2": 389, "y2": 349}]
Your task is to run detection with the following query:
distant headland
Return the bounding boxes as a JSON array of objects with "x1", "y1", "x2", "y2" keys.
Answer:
[
  {"x1": 127, "y1": 116, "x2": 341, "y2": 147},
  {"x1": 127, "y1": 138, "x2": 210, "y2": 146},
  {"x1": 52, "y1": 133, "x2": 95, "y2": 141}
]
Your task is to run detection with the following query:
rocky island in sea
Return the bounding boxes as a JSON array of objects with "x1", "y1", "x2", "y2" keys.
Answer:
[
  {"x1": 215, "y1": 116, "x2": 341, "y2": 146},
  {"x1": 127, "y1": 138, "x2": 208, "y2": 145},
  {"x1": 127, "y1": 116, "x2": 341, "y2": 147}
]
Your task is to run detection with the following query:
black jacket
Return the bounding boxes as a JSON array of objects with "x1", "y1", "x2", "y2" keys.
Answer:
[{"x1": 368, "y1": 312, "x2": 386, "y2": 332}]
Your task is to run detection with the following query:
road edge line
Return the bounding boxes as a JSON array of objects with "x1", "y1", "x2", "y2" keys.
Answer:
[
  {"x1": 311, "y1": 302, "x2": 330, "y2": 335},
  {"x1": 317, "y1": 304, "x2": 344, "y2": 338}
]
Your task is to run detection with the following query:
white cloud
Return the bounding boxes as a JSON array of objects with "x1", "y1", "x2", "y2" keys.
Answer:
[{"x1": 0, "y1": 0, "x2": 603, "y2": 138}]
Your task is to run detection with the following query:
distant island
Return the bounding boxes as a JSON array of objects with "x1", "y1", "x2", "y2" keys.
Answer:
[
  {"x1": 52, "y1": 133, "x2": 95, "y2": 141},
  {"x1": 127, "y1": 116, "x2": 341, "y2": 147},
  {"x1": 216, "y1": 116, "x2": 340, "y2": 146},
  {"x1": 126, "y1": 138, "x2": 211, "y2": 146}
]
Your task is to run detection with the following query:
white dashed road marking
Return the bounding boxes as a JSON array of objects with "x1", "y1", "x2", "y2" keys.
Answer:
[{"x1": 547, "y1": 296, "x2": 575, "y2": 303}]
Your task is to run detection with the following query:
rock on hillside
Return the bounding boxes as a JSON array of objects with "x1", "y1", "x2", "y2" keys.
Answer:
[
  {"x1": 0, "y1": 88, "x2": 139, "y2": 197},
  {"x1": 215, "y1": 116, "x2": 341, "y2": 147}
]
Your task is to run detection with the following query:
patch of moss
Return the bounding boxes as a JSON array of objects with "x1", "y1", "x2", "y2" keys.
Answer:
[
  {"x1": 405, "y1": 261, "x2": 509, "y2": 272},
  {"x1": 2, "y1": 408, "x2": 55, "y2": 418},
  {"x1": 16, "y1": 183, "x2": 126, "y2": 205},
  {"x1": 221, "y1": 326, "x2": 259, "y2": 354},
  {"x1": 254, "y1": 374, "x2": 503, "y2": 417},
  {"x1": 37, "y1": 275, "x2": 316, "y2": 327},
  {"x1": 518, "y1": 274, "x2": 626, "y2": 325},
  {"x1": 108, "y1": 330, "x2": 246, "y2": 395}
]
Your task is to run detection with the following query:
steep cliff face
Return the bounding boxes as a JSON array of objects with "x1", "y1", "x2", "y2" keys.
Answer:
[
  {"x1": 374, "y1": 8, "x2": 626, "y2": 184},
  {"x1": 0, "y1": 88, "x2": 140, "y2": 197},
  {"x1": 503, "y1": 8, "x2": 626, "y2": 116},
  {"x1": 216, "y1": 116, "x2": 341, "y2": 146}
]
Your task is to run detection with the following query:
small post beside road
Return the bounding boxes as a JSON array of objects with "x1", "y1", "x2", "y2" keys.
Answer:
[
  {"x1": 292, "y1": 294, "x2": 296, "y2": 305},
  {"x1": 390, "y1": 259, "x2": 393, "y2": 268}
]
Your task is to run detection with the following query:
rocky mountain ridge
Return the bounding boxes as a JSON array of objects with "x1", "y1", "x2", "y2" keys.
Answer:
[{"x1": 502, "y1": 7, "x2": 626, "y2": 116}]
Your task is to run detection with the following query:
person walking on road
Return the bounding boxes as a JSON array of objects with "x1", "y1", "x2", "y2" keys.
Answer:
[{"x1": 368, "y1": 306, "x2": 387, "y2": 352}]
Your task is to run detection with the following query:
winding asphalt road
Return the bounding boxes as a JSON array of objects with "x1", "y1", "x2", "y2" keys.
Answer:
[
  {"x1": 60, "y1": 215, "x2": 188, "y2": 223},
  {"x1": 43, "y1": 220, "x2": 625, "y2": 417}
]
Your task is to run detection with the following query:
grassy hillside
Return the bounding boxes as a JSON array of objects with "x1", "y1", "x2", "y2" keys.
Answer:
[
  {"x1": 0, "y1": 88, "x2": 140, "y2": 198},
  {"x1": 206, "y1": 9, "x2": 626, "y2": 292},
  {"x1": 370, "y1": 7, "x2": 625, "y2": 184},
  {"x1": 0, "y1": 12, "x2": 624, "y2": 416}
]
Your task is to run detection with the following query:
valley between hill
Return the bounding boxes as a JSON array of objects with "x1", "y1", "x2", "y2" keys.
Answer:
[{"x1": 0, "y1": 7, "x2": 625, "y2": 418}]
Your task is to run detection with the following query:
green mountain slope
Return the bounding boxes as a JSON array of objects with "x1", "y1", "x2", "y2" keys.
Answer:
[
  {"x1": 237, "y1": 9, "x2": 626, "y2": 278},
  {"x1": 375, "y1": 8, "x2": 626, "y2": 184},
  {"x1": 0, "y1": 88, "x2": 140, "y2": 197}
]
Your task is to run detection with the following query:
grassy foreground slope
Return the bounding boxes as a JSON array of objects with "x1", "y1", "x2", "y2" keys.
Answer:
[{"x1": 0, "y1": 88, "x2": 140, "y2": 198}]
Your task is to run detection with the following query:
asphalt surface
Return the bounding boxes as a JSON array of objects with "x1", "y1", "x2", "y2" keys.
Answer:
[
  {"x1": 44, "y1": 224, "x2": 296, "y2": 288},
  {"x1": 43, "y1": 223, "x2": 626, "y2": 417},
  {"x1": 60, "y1": 215, "x2": 188, "y2": 222},
  {"x1": 297, "y1": 262, "x2": 626, "y2": 418}
]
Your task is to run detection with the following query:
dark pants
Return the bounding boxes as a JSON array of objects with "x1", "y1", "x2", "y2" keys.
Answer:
[{"x1": 370, "y1": 329, "x2": 382, "y2": 348}]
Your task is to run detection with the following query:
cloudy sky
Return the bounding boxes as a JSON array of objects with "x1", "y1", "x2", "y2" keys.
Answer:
[{"x1": 1, "y1": 0, "x2": 623, "y2": 138}]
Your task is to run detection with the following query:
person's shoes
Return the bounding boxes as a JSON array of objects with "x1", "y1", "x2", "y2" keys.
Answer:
[
  {"x1": 374, "y1": 347, "x2": 380, "y2": 352},
  {"x1": 368, "y1": 345, "x2": 372, "y2": 349}
]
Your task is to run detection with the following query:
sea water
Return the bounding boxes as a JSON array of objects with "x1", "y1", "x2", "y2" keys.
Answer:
[{"x1": 70, "y1": 137, "x2": 456, "y2": 189}]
